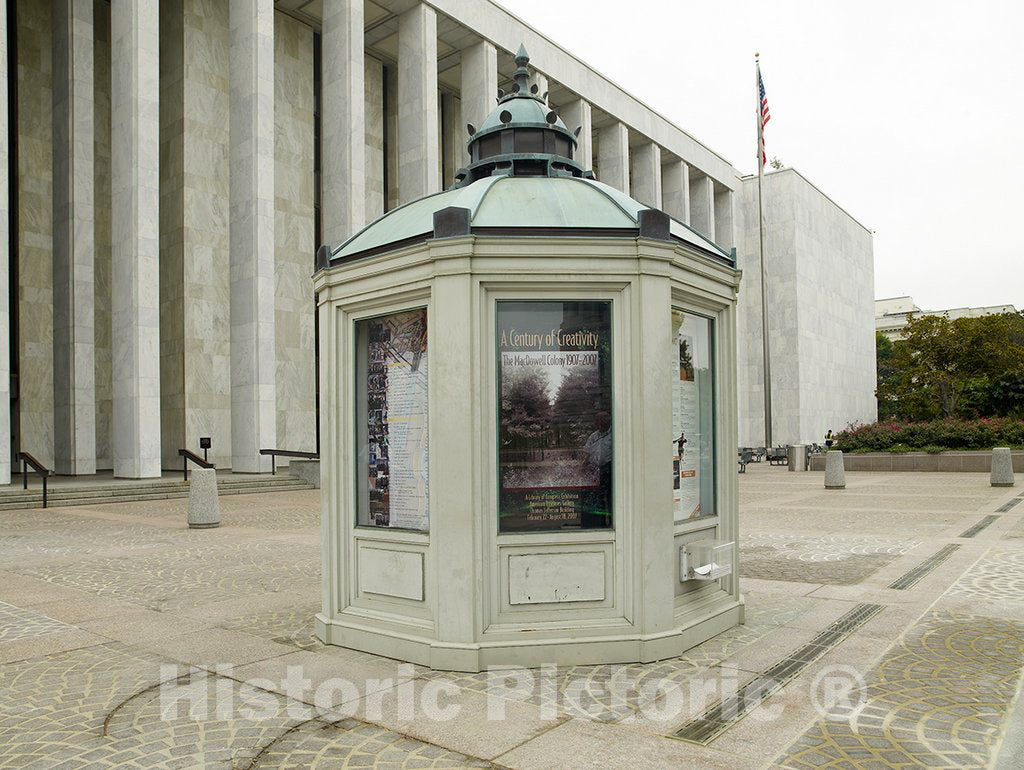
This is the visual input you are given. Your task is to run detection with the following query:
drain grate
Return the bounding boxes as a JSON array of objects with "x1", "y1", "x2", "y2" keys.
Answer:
[
  {"x1": 672, "y1": 603, "x2": 884, "y2": 745},
  {"x1": 997, "y1": 498, "x2": 1021, "y2": 513},
  {"x1": 888, "y1": 544, "x2": 960, "y2": 590},
  {"x1": 959, "y1": 515, "x2": 1000, "y2": 538}
]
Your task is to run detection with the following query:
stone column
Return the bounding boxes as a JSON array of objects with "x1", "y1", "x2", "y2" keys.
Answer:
[
  {"x1": 364, "y1": 55, "x2": 385, "y2": 221},
  {"x1": 229, "y1": 0, "x2": 276, "y2": 473},
  {"x1": 52, "y1": 0, "x2": 97, "y2": 476},
  {"x1": 385, "y1": 64, "x2": 399, "y2": 210},
  {"x1": 689, "y1": 172, "x2": 715, "y2": 241},
  {"x1": 530, "y1": 70, "x2": 548, "y2": 100},
  {"x1": 597, "y1": 121, "x2": 629, "y2": 193},
  {"x1": 159, "y1": 0, "x2": 233, "y2": 471},
  {"x1": 561, "y1": 98, "x2": 592, "y2": 171},
  {"x1": 714, "y1": 186, "x2": 734, "y2": 250},
  {"x1": 630, "y1": 141, "x2": 661, "y2": 209},
  {"x1": 111, "y1": 0, "x2": 161, "y2": 478},
  {"x1": 397, "y1": 3, "x2": 439, "y2": 204},
  {"x1": 440, "y1": 91, "x2": 461, "y2": 187},
  {"x1": 322, "y1": 0, "x2": 364, "y2": 248},
  {"x1": 460, "y1": 39, "x2": 496, "y2": 165},
  {"x1": 0, "y1": 0, "x2": 9, "y2": 483},
  {"x1": 662, "y1": 159, "x2": 689, "y2": 224}
]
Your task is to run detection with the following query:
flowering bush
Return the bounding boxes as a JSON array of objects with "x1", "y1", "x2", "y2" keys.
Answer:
[{"x1": 834, "y1": 418, "x2": 1024, "y2": 452}]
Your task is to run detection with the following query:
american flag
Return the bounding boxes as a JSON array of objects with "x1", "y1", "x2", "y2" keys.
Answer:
[{"x1": 758, "y1": 69, "x2": 771, "y2": 167}]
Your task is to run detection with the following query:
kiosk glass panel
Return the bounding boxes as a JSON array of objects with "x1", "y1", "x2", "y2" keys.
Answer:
[
  {"x1": 671, "y1": 309, "x2": 715, "y2": 521},
  {"x1": 497, "y1": 300, "x2": 613, "y2": 532},
  {"x1": 354, "y1": 308, "x2": 429, "y2": 531}
]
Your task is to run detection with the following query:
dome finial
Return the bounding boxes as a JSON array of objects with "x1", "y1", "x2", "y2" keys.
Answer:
[{"x1": 512, "y1": 45, "x2": 530, "y2": 95}]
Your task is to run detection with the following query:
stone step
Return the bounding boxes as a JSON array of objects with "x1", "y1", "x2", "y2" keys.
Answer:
[
  {"x1": 52, "y1": 478, "x2": 307, "y2": 498},
  {"x1": 0, "y1": 477, "x2": 315, "y2": 511},
  {"x1": 0, "y1": 475, "x2": 309, "y2": 497}
]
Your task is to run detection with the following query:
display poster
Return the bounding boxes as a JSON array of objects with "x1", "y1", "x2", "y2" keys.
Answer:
[
  {"x1": 672, "y1": 310, "x2": 701, "y2": 519},
  {"x1": 366, "y1": 309, "x2": 429, "y2": 530},
  {"x1": 497, "y1": 301, "x2": 612, "y2": 531}
]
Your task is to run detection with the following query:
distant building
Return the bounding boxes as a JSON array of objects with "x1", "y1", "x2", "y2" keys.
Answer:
[
  {"x1": 736, "y1": 168, "x2": 877, "y2": 448},
  {"x1": 875, "y1": 297, "x2": 1019, "y2": 340}
]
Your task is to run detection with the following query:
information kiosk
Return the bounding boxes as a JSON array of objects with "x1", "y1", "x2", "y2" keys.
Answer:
[{"x1": 314, "y1": 47, "x2": 742, "y2": 671}]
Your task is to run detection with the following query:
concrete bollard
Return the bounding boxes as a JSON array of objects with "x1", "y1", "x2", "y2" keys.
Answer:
[
  {"x1": 991, "y1": 447, "x2": 1015, "y2": 487},
  {"x1": 824, "y1": 450, "x2": 845, "y2": 489},
  {"x1": 187, "y1": 467, "x2": 221, "y2": 528}
]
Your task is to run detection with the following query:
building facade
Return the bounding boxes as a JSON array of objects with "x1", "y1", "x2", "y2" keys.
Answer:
[
  {"x1": 736, "y1": 168, "x2": 877, "y2": 447},
  {"x1": 1, "y1": 0, "x2": 872, "y2": 481},
  {"x1": 875, "y1": 296, "x2": 1019, "y2": 340}
]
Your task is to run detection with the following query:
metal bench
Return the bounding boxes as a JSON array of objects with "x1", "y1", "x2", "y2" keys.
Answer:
[{"x1": 738, "y1": 447, "x2": 753, "y2": 474}]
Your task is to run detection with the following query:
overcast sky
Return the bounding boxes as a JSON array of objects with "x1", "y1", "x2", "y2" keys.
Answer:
[{"x1": 496, "y1": 0, "x2": 1024, "y2": 311}]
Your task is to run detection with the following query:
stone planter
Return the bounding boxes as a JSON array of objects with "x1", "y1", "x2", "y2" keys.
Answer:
[{"x1": 808, "y1": 450, "x2": 1024, "y2": 473}]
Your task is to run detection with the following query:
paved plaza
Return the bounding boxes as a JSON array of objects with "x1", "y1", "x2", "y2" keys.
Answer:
[{"x1": 1, "y1": 465, "x2": 1022, "y2": 768}]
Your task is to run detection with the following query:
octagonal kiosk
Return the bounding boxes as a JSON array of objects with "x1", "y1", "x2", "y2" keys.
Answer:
[{"x1": 314, "y1": 47, "x2": 742, "y2": 672}]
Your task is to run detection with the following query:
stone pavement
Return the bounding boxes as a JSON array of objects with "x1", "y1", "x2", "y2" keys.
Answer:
[{"x1": 1, "y1": 466, "x2": 1022, "y2": 768}]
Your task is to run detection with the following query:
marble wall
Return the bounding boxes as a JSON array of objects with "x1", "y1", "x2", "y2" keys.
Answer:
[
  {"x1": 159, "y1": 0, "x2": 232, "y2": 469},
  {"x1": 273, "y1": 12, "x2": 316, "y2": 458},
  {"x1": 736, "y1": 169, "x2": 876, "y2": 447},
  {"x1": 16, "y1": 0, "x2": 54, "y2": 468}
]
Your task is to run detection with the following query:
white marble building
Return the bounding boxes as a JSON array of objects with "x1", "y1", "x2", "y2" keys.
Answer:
[
  {"x1": 1, "y1": 0, "x2": 873, "y2": 480},
  {"x1": 736, "y1": 168, "x2": 877, "y2": 447},
  {"x1": 876, "y1": 296, "x2": 1019, "y2": 340}
]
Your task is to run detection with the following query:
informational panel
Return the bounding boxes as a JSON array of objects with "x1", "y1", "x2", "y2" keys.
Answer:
[
  {"x1": 673, "y1": 326, "x2": 699, "y2": 518},
  {"x1": 671, "y1": 309, "x2": 715, "y2": 521},
  {"x1": 497, "y1": 301, "x2": 612, "y2": 531},
  {"x1": 357, "y1": 309, "x2": 429, "y2": 531}
]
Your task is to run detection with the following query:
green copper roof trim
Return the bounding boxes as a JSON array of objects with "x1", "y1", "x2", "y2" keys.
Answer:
[
  {"x1": 329, "y1": 176, "x2": 502, "y2": 259},
  {"x1": 325, "y1": 176, "x2": 732, "y2": 264},
  {"x1": 582, "y1": 178, "x2": 728, "y2": 258}
]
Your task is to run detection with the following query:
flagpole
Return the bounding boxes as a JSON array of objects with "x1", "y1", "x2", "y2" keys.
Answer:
[{"x1": 756, "y1": 53, "x2": 773, "y2": 449}]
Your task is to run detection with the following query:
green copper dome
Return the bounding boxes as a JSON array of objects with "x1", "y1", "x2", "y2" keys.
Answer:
[
  {"x1": 454, "y1": 45, "x2": 584, "y2": 186},
  {"x1": 321, "y1": 175, "x2": 731, "y2": 264}
]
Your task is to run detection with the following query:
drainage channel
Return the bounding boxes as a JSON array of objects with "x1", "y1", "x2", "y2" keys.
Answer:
[
  {"x1": 997, "y1": 498, "x2": 1022, "y2": 513},
  {"x1": 959, "y1": 515, "x2": 1000, "y2": 538},
  {"x1": 672, "y1": 603, "x2": 884, "y2": 745},
  {"x1": 887, "y1": 544, "x2": 961, "y2": 590}
]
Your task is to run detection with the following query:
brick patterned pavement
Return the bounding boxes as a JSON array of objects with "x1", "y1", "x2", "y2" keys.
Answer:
[{"x1": 0, "y1": 470, "x2": 1022, "y2": 768}]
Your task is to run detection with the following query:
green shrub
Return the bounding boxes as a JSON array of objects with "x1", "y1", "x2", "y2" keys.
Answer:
[
  {"x1": 834, "y1": 418, "x2": 1024, "y2": 453},
  {"x1": 923, "y1": 445, "x2": 947, "y2": 454}
]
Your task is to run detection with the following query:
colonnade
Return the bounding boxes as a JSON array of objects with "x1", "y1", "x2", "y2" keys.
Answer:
[
  {"x1": 319, "y1": 0, "x2": 735, "y2": 250},
  {"x1": 0, "y1": 0, "x2": 735, "y2": 481}
]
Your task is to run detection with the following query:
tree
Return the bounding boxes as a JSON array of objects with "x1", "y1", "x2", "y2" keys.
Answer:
[
  {"x1": 875, "y1": 332, "x2": 900, "y2": 420},
  {"x1": 501, "y1": 366, "x2": 552, "y2": 442},
  {"x1": 551, "y1": 366, "x2": 599, "y2": 446},
  {"x1": 879, "y1": 311, "x2": 1024, "y2": 419},
  {"x1": 989, "y1": 370, "x2": 1024, "y2": 417}
]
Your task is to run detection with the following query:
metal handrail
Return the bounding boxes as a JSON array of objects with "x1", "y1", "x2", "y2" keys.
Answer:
[
  {"x1": 178, "y1": 449, "x2": 215, "y2": 482},
  {"x1": 18, "y1": 451, "x2": 52, "y2": 509},
  {"x1": 259, "y1": 448, "x2": 319, "y2": 475}
]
